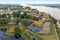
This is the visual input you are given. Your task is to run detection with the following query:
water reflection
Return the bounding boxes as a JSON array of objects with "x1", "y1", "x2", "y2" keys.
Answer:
[
  {"x1": 28, "y1": 24, "x2": 41, "y2": 32},
  {"x1": 0, "y1": 30, "x2": 25, "y2": 40},
  {"x1": 28, "y1": 22, "x2": 51, "y2": 33}
]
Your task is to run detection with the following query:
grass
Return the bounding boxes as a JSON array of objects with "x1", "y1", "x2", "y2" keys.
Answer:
[
  {"x1": 5, "y1": 22, "x2": 57, "y2": 40},
  {"x1": 6, "y1": 25, "x2": 16, "y2": 36},
  {"x1": 22, "y1": 29, "x2": 43, "y2": 40},
  {"x1": 50, "y1": 23, "x2": 56, "y2": 35},
  {"x1": 38, "y1": 23, "x2": 57, "y2": 40},
  {"x1": 40, "y1": 35, "x2": 56, "y2": 40},
  {"x1": 33, "y1": 20, "x2": 44, "y2": 28},
  {"x1": 0, "y1": 19, "x2": 57, "y2": 40},
  {"x1": 0, "y1": 10, "x2": 18, "y2": 13}
]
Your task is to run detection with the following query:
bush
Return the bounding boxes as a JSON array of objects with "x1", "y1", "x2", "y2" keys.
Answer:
[
  {"x1": 14, "y1": 27, "x2": 21, "y2": 35},
  {"x1": 21, "y1": 19, "x2": 32, "y2": 26},
  {"x1": 25, "y1": 15, "x2": 32, "y2": 19},
  {"x1": 0, "y1": 18, "x2": 9, "y2": 25},
  {"x1": 11, "y1": 18, "x2": 21, "y2": 25}
]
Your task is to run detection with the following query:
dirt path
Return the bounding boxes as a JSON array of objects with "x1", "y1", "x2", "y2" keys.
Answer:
[{"x1": 9, "y1": 25, "x2": 15, "y2": 33}]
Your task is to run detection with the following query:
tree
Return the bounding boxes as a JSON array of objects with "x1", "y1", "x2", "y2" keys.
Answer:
[
  {"x1": 0, "y1": 18, "x2": 9, "y2": 25},
  {"x1": 15, "y1": 18, "x2": 21, "y2": 25},
  {"x1": 25, "y1": 15, "x2": 32, "y2": 19},
  {"x1": 1, "y1": 14, "x2": 7, "y2": 18},
  {"x1": 51, "y1": 17, "x2": 57, "y2": 24},
  {"x1": 33, "y1": 17, "x2": 39, "y2": 21},
  {"x1": 14, "y1": 27, "x2": 21, "y2": 35},
  {"x1": 0, "y1": 14, "x2": 2, "y2": 18},
  {"x1": 25, "y1": 6, "x2": 31, "y2": 10},
  {"x1": 20, "y1": 12, "x2": 27, "y2": 19},
  {"x1": 21, "y1": 19, "x2": 32, "y2": 26},
  {"x1": 24, "y1": 12, "x2": 27, "y2": 16},
  {"x1": 14, "y1": 27, "x2": 21, "y2": 38},
  {"x1": 48, "y1": 14, "x2": 57, "y2": 24},
  {"x1": 11, "y1": 18, "x2": 21, "y2": 25},
  {"x1": 48, "y1": 14, "x2": 52, "y2": 18},
  {"x1": 34, "y1": 10, "x2": 39, "y2": 14},
  {"x1": 12, "y1": 12, "x2": 20, "y2": 18},
  {"x1": 7, "y1": 13, "x2": 11, "y2": 20},
  {"x1": 4, "y1": 18, "x2": 9, "y2": 25}
]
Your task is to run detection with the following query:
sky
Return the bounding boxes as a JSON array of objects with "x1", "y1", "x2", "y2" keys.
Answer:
[{"x1": 0, "y1": 0, "x2": 60, "y2": 4}]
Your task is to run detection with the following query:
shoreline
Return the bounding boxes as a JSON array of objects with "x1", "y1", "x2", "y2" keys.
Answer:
[{"x1": 22, "y1": 4, "x2": 60, "y2": 20}]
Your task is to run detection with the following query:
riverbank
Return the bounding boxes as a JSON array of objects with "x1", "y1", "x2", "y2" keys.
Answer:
[
  {"x1": 21, "y1": 4, "x2": 60, "y2": 20},
  {"x1": 30, "y1": 5, "x2": 60, "y2": 20}
]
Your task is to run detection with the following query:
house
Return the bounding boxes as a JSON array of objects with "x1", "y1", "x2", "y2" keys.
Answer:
[
  {"x1": 42, "y1": 17, "x2": 46, "y2": 21},
  {"x1": 8, "y1": 22, "x2": 16, "y2": 25},
  {"x1": 20, "y1": 12, "x2": 24, "y2": 15},
  {"x1": 20, "y1": 12, "x2": 25, "y2": 18},
  {"x1": 18, "y1": 22, "x2": 22, "y2": 25},
  {"x1": 30, "y1": 11, "x2": 36, "y2": 17}
]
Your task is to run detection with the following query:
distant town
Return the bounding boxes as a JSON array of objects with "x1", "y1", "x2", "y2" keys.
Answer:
[{"x1": 0, "y1": 4, "x2": 23, "y2": 11}]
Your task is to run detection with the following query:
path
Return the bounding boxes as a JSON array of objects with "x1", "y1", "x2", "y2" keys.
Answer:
[{"x1": 54, "y1": 24, "x2": 59, "y2": 40}]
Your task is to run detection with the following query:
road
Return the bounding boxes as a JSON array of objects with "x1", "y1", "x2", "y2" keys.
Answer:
[
  {"x1": 0, "y1": 10, "x2": 18, "y2": 14},
  {"x1": 54, "y1": 24, "x2": 59, "y2": 40}
]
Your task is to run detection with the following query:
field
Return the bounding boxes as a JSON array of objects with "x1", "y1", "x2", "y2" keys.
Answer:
[{"x1": 38, "y1": 23, "x2": 57, "y2": 40}]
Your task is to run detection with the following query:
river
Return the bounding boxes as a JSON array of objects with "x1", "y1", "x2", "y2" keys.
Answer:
[
  {"x1": 21, "y1": 4, "x2": 60, "y2": 20},
  {"x1": 30, "y1": 6, "x2": 60, "y2": 20}
]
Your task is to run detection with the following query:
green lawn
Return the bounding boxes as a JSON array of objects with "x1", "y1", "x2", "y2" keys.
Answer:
[{"x1": 50, "y1": 23, "x2": 56, "y2": 35}]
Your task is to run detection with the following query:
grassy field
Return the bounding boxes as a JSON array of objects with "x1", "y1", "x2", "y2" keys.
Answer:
[
  {"x1": 33, "y1": 20, "x2": 45, "y2": 28},
  {"x1": 0, "y1": 10, "x2": 18, "y2": 13},
  {"x1": 6, "y1": 25, "x2": 16, "y2": 36},
  {"x1": 20, "y1": 23, "x2": 57, "y2": 40},
  {"x1": 5, "y1": 22, "x2": 57, "y2": 40},
  {"x1": 38, "y1": 23, "x2": 57, "y2": 40}
]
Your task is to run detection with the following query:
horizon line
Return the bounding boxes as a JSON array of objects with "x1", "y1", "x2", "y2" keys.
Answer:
[{"x1": 0, "y1": 2, "x2": 60, "y2": 4}]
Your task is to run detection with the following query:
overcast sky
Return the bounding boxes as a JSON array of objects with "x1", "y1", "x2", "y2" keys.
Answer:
[{"x1": 0, "y1": 0, "x2": 60, "y2": 4}]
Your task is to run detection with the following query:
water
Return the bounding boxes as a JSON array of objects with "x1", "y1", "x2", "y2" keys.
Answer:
[
  {"x1": 28, "y1": 24, "x2": 41, "y2": 32},
  {"x1": 0, "y1": 30, "x2": 25, "y2": 40},
  {"x1": 28, "y1": 22, "x2": 51, "y2": 34},
  {"x1": 22, "y1": 4, "x2": 60, "y2": 20},
  {"x1": 30, "y1": 4, "x2": 60, "y2": 8},
  {"x1": 29, "y1": 6, "x2": 60, "y2": 20}
]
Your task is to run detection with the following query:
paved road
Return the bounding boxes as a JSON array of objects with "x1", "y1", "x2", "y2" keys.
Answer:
[{"x1": 54, "y1": 25, "x2": 59, "y2": 40}]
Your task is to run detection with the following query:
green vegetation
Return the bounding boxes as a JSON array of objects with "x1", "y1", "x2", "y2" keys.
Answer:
[
  {"x1": 0, "y1": 18, "x2": 9, "y2": 25},
  {"x1": 39, "y1": 23, "x2": 57, "y2": 40},
  {"x1": 14, "y1": 27, "x2": 21, "y2": 35},
  {"x1": 11, "y1": 18, "x2": 21, "y2": 25},
  {"x1": 0, "y1": 6, "x2": 57, "y2": 40},
  {"x1": 21, "y1": 19, "x2": 32, "y2": 26},
  {"x1": 50, "y1": 22, "x2": 56, "y2": 35}
]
